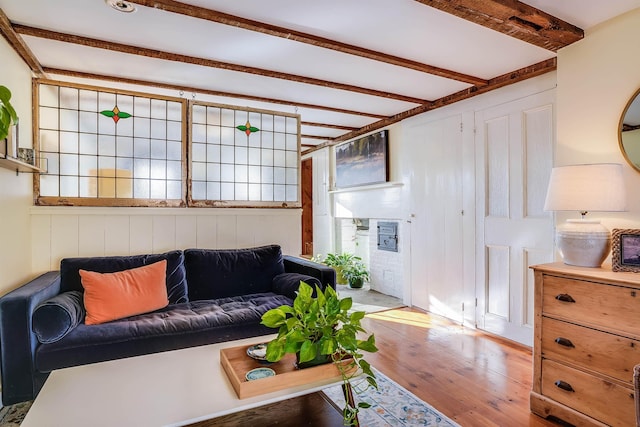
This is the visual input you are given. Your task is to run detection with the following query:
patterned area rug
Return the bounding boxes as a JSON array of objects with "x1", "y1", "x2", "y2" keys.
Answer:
[
  {"x1": 323, "y1": 367, "x2": 460, "y2": 426},
  {"x1": 0, "y1": 401, "x2": 31, "y2": 427}
]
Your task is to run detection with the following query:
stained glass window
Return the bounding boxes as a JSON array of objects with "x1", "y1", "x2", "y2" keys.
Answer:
[
  {"x1": 37, "y1": 82, "x2": 185, "y2": 206},
  {"x1": 35, "y1": 81, "x2": 300, "y2": 208},
  {"x1": 190, "y1": 103, "x2": 300, "y2": 206}
]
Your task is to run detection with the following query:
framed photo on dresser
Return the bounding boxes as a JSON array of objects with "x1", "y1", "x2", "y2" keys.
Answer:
[{"x1": 612, "y1": 229, "x2": 640, "y2": 272}]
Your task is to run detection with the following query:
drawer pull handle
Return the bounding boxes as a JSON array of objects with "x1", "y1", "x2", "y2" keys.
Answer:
[
  {"x1": 554, "y1": 380, "x2": 575, "y2": 392},
  {"x1": 555, "y1": 294, "x2": 576, "y2": 303},
  {"x1": 555, "y1": 337, "x2": 575, "y2": 348}
]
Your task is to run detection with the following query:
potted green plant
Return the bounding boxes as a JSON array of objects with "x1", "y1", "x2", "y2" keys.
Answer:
[
  {"x1": 0, "y1": 85, "x2": 19, "y2": 142},
  {"x1": 315, "y1": 253, "x2": 360, "y2": 285},
  {"x1": 342, "y1": 259, "x2": 369, "y2": 289},
  {"x1": 261, "y1": 281, "x2": 378, "y2": 425}
]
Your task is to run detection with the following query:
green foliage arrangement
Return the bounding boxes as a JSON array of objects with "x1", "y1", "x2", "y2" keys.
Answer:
[
  {"x1": 0, "y1": 86, "x2": 19, "y2": 142},
  {"x1": 312, "y1": 252, "x2": 362, "y2": 285},
  {"x1": 260, "y1": 281, "x2": 378, "y2": 425},
  {"x1": 342, "y1": 259, "x2": 370, "y2": 288}
]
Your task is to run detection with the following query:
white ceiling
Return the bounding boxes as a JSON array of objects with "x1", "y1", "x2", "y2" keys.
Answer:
[{"x1": 1, "y1": 0, "x2": 639, "y2": 151}]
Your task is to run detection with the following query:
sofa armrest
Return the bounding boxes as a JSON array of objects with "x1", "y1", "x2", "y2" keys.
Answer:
[
  {"x1": 0, "y1": 271, "x2": 61, "y2": 404},
  {"x1": 283, "y1": 255, "x2": 336, "y2": 290}
]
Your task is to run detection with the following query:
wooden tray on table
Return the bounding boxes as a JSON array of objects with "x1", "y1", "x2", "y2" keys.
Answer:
[{"x1": 220, "y1": 341, "x2": 351, "y2": 399}]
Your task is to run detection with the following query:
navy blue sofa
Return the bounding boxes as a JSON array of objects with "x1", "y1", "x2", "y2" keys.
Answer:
[{"x1": 0, "y1": 245, "x2": 335, "y2": 405}]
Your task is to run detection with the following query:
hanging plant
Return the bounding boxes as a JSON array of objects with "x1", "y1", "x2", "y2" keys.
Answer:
[{"x1": 0, "y1": 85, "x2": 19, "y2": 141}]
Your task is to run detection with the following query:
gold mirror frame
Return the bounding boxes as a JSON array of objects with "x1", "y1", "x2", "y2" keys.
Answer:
[{"x1": 619, "y1": 87, "x2": 640, "y2": 173}]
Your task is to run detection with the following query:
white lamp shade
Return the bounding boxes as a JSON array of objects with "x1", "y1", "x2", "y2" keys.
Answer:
[
  {"x1": 544, "y1": 163, "x2": 626, "y2": 212},
  {"x1": 544, "y1": 163, "x2": 627, "y2": 267}
]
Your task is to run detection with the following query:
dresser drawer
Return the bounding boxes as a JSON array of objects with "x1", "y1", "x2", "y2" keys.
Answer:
[
  {"x1": 542, "y1": 274, "x2": 640, "y2": 335},
  {"x1": 541, "y1": 359, "x2": 635, "y2": 427},
  {"x1": 541, "y1": 317, "x2": 639, "y2": 383}
]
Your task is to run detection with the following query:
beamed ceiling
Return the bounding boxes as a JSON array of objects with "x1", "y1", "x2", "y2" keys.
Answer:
[{"x1": 0, "y1": 0, "x2": 638, "y2": 152}]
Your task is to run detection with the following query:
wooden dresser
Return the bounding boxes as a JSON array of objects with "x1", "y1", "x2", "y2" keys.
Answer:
[{"x1": 530, "y1": 262, "x2": 640, "y2": 427}]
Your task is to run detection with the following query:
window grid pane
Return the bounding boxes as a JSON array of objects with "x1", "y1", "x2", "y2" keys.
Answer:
[
  {"x1": 190, "y1": 103, "x2": 299, "y2": 204},
  {"x1": 36, "y1": 82, "x2": 299, "y2": 207},
  {"x1": 38, "y1": 83, "x2": 184, "y2": 203}
]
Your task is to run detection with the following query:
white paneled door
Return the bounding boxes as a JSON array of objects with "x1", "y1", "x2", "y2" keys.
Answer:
[
  {"x1": 408, "y1": 114, "x2": 465, "y2": 323},
  {"x1": 474, "y1": 90, "x2": 555, "y2": 345}
]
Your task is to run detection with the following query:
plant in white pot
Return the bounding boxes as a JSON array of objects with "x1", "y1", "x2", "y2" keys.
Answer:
[{"x1": 260, "y1": 281, "x2": 378, "y2": 425}]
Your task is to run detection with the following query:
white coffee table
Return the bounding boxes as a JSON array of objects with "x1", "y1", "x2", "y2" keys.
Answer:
[{"x1": 21, "y1": 335, "x2": 347, "y2": 427}]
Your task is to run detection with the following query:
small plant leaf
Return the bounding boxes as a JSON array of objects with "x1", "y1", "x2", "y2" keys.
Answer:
[
  {"x1": 339, "y1": 297, "x2": 353, "y2": 311},
  {"x1": 265, "y1": 340, "x2": 285, "y2": 362},
  {"x1": 260, "y1": 308, "x2": 287, "y2": 328},
  {"x1": 0, "y1": 86, "x2": 11, "y2": 104},
  {"x1": 350, "y1": 311, "x2": 365, "y2": 322},
  {"x1": 298, "y1": 339, "x2": 317, "y2": 362},
  {"x1": 358, "y1": 334, "x2": 379, "y2": 353},
  {"x1": 319, "y1": 335, "x2": 336, "y2": 355}
]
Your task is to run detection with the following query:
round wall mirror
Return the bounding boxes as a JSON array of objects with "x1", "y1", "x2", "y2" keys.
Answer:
[{"x1": 619, "y1": 88, "x2": 640, "y2": 172}]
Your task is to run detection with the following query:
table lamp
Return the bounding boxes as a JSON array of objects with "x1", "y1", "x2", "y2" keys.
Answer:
[{"x1": 544, "y1": 163, "x2": 627, "y2": 267}]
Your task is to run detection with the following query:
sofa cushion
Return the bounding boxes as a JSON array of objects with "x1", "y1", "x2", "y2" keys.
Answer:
[
  {"x1": 184, "y1": 245, "x2": 285, "y2": 300},
  {"x1": 80, "y1": 260, "x2": 169, "y2": 325},
  {"x1": 32, "y1": 291, "x2": 85, "y2": 344},
  {"x1": 60, "y1": 250, "x2": 188, "y2": 304},
  {"x1": 34, "y1": 292, "x2": 292, "y2": 373},
  {"x1": 272, "y1": 273, "x2": 322, "y2": 300}
]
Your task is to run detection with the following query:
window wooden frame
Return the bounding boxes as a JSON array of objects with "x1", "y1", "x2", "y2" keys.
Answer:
[
  {"x1": 34, "y1": 79, "x2": 188, "y2": 207},
  {"x1": 187, "y1": 101, "x2": 301, "y2": 209},
  {"x1": 33, "y1": 79, "x2": 301, "y2": 208}
]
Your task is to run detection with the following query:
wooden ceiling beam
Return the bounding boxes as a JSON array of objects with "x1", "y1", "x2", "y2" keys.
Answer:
[
  {"x1": 301, "y1": 121, "x2": 359, "y2": 131},
  {"x1": 0, "y1": 9, "x2": 44, "y2": 76},
  {"x1": 308, "y1": 57, "x2": 556, "y2": 153},
  {"x1": 43, "y1": 67, "x2": 388, "y2": 120},
  {"x1": 130, "y1": 0, "x2": 487, "y2": 86},
  {"x1": 415, "y1": 0, "x2": 583, "y2": 51},
  {"x1": 16, "y1": 25, "x2": 428, "y2": 105},
  {"x1": 301, "y1": 134, "x2": 332, "y2": 140}
]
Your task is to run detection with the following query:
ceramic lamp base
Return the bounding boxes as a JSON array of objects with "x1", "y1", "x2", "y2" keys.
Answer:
[{"x1": 556, "y1": 219, "x2": 611, "y2": 268}]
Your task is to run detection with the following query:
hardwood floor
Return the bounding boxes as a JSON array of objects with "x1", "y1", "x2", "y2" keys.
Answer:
[
  {"x1": 192, "y1": 306, "x2": 566, "y2": 427},
  {"x1": 362, "y1": 307, "x2": 565, "y2": 427}
]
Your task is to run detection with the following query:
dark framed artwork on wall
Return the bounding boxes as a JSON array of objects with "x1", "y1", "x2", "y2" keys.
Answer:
[
  {"x1": 335, "y1": 130, "x2": 389, "y2": 189},
  {"x1": 612, "y1": 228, "x2": 640, "y2": 272}
]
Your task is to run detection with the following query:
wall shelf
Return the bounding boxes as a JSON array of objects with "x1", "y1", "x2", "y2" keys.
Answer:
[
  {"x1": 328, "y1": 181, "x2": 403, "y2": 194},
  {"x1": 0, "y1": 155, "x2": 44, "y2": 175}
]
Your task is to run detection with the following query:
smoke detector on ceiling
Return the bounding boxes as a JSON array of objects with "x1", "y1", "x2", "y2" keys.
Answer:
[{"x1": 105, "y1": 0, "x2": 137, "y2": 13}]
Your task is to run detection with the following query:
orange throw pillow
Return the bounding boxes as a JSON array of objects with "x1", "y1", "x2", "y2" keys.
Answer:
[{"x1": 80, "y1": 260, "x2": 169, "y2": 325}]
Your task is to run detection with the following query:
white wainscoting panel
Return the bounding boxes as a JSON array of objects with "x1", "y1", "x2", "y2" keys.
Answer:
[
  {"x1": 486, "y1": 116, "x2": 510, "y2": 219},
  {"x1": 486, "y1": 245, "x2": 510, "y2": 320},
  {"x1": 31, "y1": 207, "x2": 301, "y2": 273},
  {"x1": 524, "y1": 105, "x2": 554, "y2": 218}
]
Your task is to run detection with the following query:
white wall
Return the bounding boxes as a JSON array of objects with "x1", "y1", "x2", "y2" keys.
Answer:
[
  {"x1": 30, "y1": 207, "x2": 301, "y2": 273},
  {"x1": 0, "y1": 36, "x2": 36, "y2": 294},
  {"x1": 557, "y1": 8, "x2": 640, "y2": 233}
]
